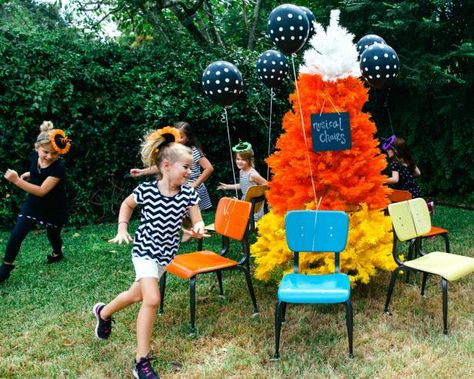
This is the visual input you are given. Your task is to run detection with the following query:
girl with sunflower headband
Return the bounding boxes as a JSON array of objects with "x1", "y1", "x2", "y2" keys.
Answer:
[
  {"x1": 93, "y1": 126, "x2": 209, "y2": 379},
  {"x1": 217, "y1": 140, "x2": 268, "y2": 200},
  {"x1": 130, "y1": 121, "x2": 214, "y2": 211},
  {"x1": 1, "y1": 121, "x2": 71, "y2": 283}
]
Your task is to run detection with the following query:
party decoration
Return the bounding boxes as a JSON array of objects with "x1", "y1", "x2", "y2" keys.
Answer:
[
  {"x1": 256, "y1": 50, "x2": 289, "y2": 88},
  {"x1": 356, "y1": 34, "x2": 386, "y2": 59},
  {"x1": 251, "y1": 10, "x2": 395, "y2": 286},
  {"x1": 202, "y1": 61, "x2": 243, "y2": 107},
  {"x1": 300, "y1": 6, "x2": 316, "y2": 41},
  {"x1": 267, "y1": 4, "x2": 310, "y2": 55},
  {"x1": 49, "y1": 129, "x2": 71, "y2": 155},
  {"x1": 360, "y1": 43, "x2": 399, "y2": 89}
]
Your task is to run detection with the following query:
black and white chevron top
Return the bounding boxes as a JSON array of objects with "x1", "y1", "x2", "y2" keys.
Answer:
[{"x1": 131, "y1": 181, "x2": 199, "y2": 266}]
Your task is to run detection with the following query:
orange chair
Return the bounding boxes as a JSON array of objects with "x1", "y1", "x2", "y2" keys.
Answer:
[
  {"x1": 243, "y1": 184, "x2": 269, "y2": 234},
  {"x1": 159, "y1": 197, "x2": 259, "y2": 332}
]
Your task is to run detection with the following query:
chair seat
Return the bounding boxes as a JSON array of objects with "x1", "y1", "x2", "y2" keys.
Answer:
[
  {"x1": 404, "y1": 252, "x2": 474, "y2": 281},
  {"x1": 167, "y1": 251, "x2": 237, "y2": 279},
  {"x1": 278, "y1": 273, "x2": 350, "y2": 304},
  {"x1": 422, "y1": 226, "x2": 448, "y2": 238}
]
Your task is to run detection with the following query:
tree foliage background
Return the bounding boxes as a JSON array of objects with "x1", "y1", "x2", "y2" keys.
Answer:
[{"x1": 0, "y1": 0, "x2": 472, "y2": 228}]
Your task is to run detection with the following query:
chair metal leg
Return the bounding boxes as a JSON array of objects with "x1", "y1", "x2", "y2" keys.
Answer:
[
  {"x1": 281, "y1": 302, "x2": 287, "y2": 323},
  {"x1": 216, "y1": 271, "x2": 224, "y2": 296},
  {"x1": 421, "y1": 272, "x2": 429, "y2": 296},
  {"x1": 189, "y1": 276, "x2": 197, "y2": 333},
  {"x1": 345, "y1": 300, "x2": 354, "y2": 358},
  {"x1": 385, "y1": 267, "x2": 403, "y2": 314},
  {"x1": 441, "y1": 278, "x2": 448, "y2": 335},
  {"x1": 443, "y1": 234, "x2": 450, "y2": 253},
  {"x1": 273, "y1": 300, "x2": 284, "y2": 360},
  {"x1": 159, "y1": 272, "x2": 167, "y2": 314},
  {"x1": 241, "y1": 266, "x2": 259, "y2": 314},
  {"x1": 405, "y1": 241, "x2": 416, "y2": 284}
]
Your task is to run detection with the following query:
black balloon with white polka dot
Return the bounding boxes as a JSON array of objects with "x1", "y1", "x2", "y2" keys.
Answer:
[
  {"x1": 267, "y1": 4, "x2": 309, "y2": 55},
  {"x1": 256, "y1": 50, "x2": 289, "y2": 88},
  {"x1": 356, "y1": 34, "x2": 386, "y2": 59},
  {"x1": 360, "y1": 43, "x2": 399, "y2": 90},
  {"x1": 202, "y1": 61, "x2": 243, "y2": 107},
  {"x1": 300, "y1": 6, "x2": 316, "y2": 41}
]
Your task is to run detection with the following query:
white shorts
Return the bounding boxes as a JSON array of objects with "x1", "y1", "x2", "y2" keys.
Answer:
[{"x1": 132, "y1": 256, "x2": 167, "y2": 282}]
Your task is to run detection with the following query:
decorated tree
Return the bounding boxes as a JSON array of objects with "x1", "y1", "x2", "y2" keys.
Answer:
[{"x1": 251, "y1": 10, "x2": 396, "y2": 285}]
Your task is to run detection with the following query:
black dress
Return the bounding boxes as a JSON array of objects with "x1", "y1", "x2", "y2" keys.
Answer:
[
  {"x1": 19, "y1": 152, "x2": 68, "y2": 227},
  {"x1": 388, "y1": 161, "x2": 422, "y2": 198}
]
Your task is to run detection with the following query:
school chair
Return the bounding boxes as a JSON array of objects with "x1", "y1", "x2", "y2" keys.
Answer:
[
  {"x1": 388, "y1": 190, "x2": 450, "y2": 253},
  {"x1": 243, "y1": 184, "x2": 269, "y2": 234},
  {"x1": 388, "y1": 189, "x2": 450, "y2": 283},
  {"x1": 385, "y1": 198, "x2": 474, "y2": 334},
  {"x1": 273, "y1": 210, "x2": 353, "y2": 359},
  {"x1": 160, "y1": 197, "x2": 259, "y2": 333},
  {"x1": 196, "y1": 185, "x2": 269, "y2": 250}
]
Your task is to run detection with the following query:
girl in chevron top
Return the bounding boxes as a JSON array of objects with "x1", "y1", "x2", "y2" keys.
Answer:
[{"x1": 92, "y1": 126, "x2": 208, "y2": 379}]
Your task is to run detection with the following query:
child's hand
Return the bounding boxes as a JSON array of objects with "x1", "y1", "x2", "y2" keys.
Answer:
[
  {"x1": 109, "y1": 231, "x2": 133, "y2": 244},
  {"x1": 217, "y1": 182, "x2": 227, "y2": 190},
  {"x1": 130, "y1": 168, "x2": 143, "y2": 177},
  {"x1": 182, "y1": 222, "x2": 211, "y2": 240},
  {"x1": 4, "y1": 169, "x2": 19, "y2": 184},
  {"x1": 20, "y1": 172, "x2": 30, "y2": 181}
]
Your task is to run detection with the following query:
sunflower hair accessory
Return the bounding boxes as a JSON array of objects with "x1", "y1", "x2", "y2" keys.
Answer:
[
  {"x1": 49, "y1": 129, "x2": 71, "y2": 154},
  {"x1": 147, "y1": 126, "x2": 180, "y2": 146},
  {"x1": 382, "y1": 134, "x2": 396, "y2": 152},
  {"x1": 232, "y1": 140, "x2": 252, "y2": 153}
]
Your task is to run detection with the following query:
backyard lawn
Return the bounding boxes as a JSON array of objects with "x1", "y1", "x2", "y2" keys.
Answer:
[{"x1": 0, "y1": 206, "x2": 473, "y2": 378}]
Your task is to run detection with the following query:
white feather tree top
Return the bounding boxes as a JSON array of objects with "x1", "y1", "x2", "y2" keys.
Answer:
[{"x1": 300, "y1": 9, "x2": 360, "y2": 81}]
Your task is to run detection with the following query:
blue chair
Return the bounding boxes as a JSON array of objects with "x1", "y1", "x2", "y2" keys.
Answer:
[{"x1": 273, "y1": 210, "x2": 353, "y2": 359}]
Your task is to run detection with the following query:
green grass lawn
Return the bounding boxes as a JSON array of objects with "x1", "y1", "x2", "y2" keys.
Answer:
[{"x1": 1, "y1": 206, "x2": 473, "y2": 378}]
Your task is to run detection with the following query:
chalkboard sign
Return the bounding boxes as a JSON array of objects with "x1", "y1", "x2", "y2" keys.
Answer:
[{"x1": 311, "y1": 112, "x2": 351, "y2": 152}]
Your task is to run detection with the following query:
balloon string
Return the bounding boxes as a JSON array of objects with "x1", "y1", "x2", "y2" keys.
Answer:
[
  {"x1": 267, "y1": 87, "x2": 273, "y2": 181},
  {"x1": 291, "y1": 54, "x2": 317, "y2": 206},
  {"x1": 224, "y1": 107, "x2": 239, "y2": 199},
  {"x1": 384, "y1": 89, "x2": 395, "y2": 136}
]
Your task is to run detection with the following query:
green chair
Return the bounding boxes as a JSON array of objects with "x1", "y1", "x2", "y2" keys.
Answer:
[{"x1": 385, "y1": 198, "x2": 474, "y2": 334}]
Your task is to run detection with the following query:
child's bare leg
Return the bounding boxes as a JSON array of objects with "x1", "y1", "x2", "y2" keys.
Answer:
[
  {"x1": 100, "y1": 281, "x2": 142, "y2": 319},
  {"x1": 135, "y1": 277, "x2": 160, "y2": 361}
]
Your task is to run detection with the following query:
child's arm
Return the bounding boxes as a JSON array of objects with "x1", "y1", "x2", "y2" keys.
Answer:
[
  {"x1": 182, "y1": 204, "x2": 210, "y2": 240},
  {"x1": 20, "y1": 172, "x2": 30, "y2": 181},
  {"x1": 414, "y1": 166, "x2": 421, "y2": 177},
  {"x1": 4, "y1": 169, "x2": 59, "y2": 197},
  {"x1": 192, "y1": 156, "x2": 214, "y2": 188},
  {"x1": 109, "y1": 194, "x2": 136, "y2": 244},
  {"x1": 130, "y1": 166, "x2": 159, "y2": 177},
  {"x1": 250, "y1": 171, "x2": 268, "y2": 186},
  {"x1": 217, "y1": 182, "x2": 241, "y2": 191},
  {"x1": 386, "y1": 170, "x2": 399, "y2": 184}
]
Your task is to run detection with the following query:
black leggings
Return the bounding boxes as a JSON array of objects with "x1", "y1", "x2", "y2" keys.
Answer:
[{"x1": 3, "y1": 217, "x2": 63, "y2": 263}]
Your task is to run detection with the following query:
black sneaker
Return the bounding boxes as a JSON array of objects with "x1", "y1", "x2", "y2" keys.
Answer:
[
  {"x1": 46, "y1": 251, "x2": 64, "y2": 264},
  {"x1": 93, "y1": 302, "x2": 113, "y2": 340},
  {"x1": 0, "y1": 263, "x2": 15, "y2": 283},
  {"x1": 133, "y1": 357, "x2": 160, "y2": 379}
]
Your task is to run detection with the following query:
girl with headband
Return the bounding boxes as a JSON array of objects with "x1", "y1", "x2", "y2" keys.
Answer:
[
  {"x1": 93, "y1": 126, "x2": 208, "y2": 379},
  {"x1": 1, "y1": 121, "x2": 71, "y2": 282}
]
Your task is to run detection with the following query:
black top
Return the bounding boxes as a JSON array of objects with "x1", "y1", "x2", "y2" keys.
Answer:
[
  {"x1": 388, "y1": 160, "x2": 422, "y2": 198},
  {"x1": 20, "y1": 152, "x2": 68, "y2": 226}
]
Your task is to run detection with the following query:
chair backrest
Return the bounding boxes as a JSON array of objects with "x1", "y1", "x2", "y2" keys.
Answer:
[
  {"x1": 388, "y1": 189, "x2": 413, "y2": 203},
  {"x1": 214, "y1": 197, "x2": 252, "y2": 241},
  {"x1": 388, "y1": 198, "x2": 431, "y2": 241},
  {"x1": 285, "y1": 210, "x2": 349, "y2": 253},
  {"x1": 243, "y1": 184, "x2": 268, "y2": 214}
]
